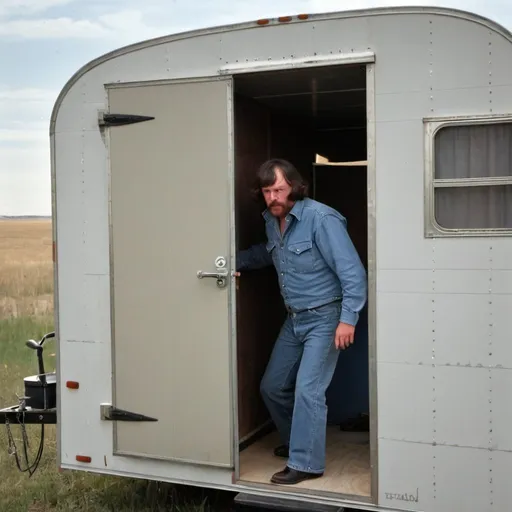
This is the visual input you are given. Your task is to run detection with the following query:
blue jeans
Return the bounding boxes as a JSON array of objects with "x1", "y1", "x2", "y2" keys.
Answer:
[{"x1": 260, "y1": 301, "x2": 342, "y2": 474}]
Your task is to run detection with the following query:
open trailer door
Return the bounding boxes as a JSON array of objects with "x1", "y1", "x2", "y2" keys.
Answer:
[{"x1": 105, "y1": 77, "x2": 235, "y2": 467}]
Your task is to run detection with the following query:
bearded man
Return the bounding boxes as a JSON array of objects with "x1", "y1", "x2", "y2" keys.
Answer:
[{"x1": 237, "y1": 158, "x2": 367, "y2": 485}]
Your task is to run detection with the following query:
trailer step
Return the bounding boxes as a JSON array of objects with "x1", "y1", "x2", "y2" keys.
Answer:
[{"x1": 233, "y1": 492, "x2": 347, "y2": 512}]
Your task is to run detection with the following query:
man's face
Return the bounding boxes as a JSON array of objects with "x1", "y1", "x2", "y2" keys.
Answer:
[{"x1": 261, "y1": 167, "x2": 294, "y2": 219}]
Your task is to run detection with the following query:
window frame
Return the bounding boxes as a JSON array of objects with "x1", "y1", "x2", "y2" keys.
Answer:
[{"x1": 424, "y1": 113, "x2": 512, "y2": 238}]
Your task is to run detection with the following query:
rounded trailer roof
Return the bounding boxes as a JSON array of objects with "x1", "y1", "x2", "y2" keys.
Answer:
[{"x1": 50, "y1": 5, "x2": 512, "y2": 132}]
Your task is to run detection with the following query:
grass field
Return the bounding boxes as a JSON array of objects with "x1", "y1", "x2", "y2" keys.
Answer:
[{"x1": 0, "y1": 219, "x2": 232, "y2": 512}]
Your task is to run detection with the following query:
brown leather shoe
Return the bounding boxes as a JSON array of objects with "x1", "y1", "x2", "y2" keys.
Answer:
[
  {"x1": 270, "y1": 466, "x2": 323, "y2": 485},
  {"x1": 273, "y1": 444, "x2": 289, "y2": 458}
]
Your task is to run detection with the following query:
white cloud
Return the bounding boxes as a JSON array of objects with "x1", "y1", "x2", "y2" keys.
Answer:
[
  {"x1": 0, "y1": 123, "x2": 49, "y2": 142},
  {"x1": 0, "y1": 86, "x2": 57, "y2": 103},
  {"x1": 0, "y1": 87, "x2": 56, "y2": 133},
  {"x1": 0, "y1": 0, "x2": 77, "y2": 17},
  {"x1": 99, "y1": 9, "x2": 148, "y2": 31},
  {"x1": 0, "y1": 16, "x2": 109, "y2": 38},
  {"x1": 0, "y1": 143, "x2": 51, "y2": 216},
  {"x1": 98, "y1": 9, "x2": 168, "y2": 41},
  {"x1": 0, "y1": 87, "x2": 53, "y2": 215},
  {"x1": 0, "y1": 7, "x2": 166, "y2": 41}
]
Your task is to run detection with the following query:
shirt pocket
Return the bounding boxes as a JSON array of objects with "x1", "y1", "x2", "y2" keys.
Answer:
[{"x1": 287, "y1": 240, "x2": 315, "y2": 273}]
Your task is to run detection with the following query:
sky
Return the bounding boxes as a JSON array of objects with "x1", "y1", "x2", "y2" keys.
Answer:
[{"x1": 1, "y1": 0, "x2": 511, "y2": 216}]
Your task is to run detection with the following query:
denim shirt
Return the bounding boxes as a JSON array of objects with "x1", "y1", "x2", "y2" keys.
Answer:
[{"x1": 236, "y1": 198, "x2": 368, "y2": 326}]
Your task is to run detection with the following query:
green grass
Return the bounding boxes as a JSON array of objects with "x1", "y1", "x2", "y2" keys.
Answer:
[
  {"x1": 0, "y1": 316, "x2": 235, "y2": 512},
  {"x1": 1, "y1": 221, "x2": 234, "y2": 511}
]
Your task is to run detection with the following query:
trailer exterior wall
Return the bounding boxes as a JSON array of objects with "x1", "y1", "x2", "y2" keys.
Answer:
[{"x1": 50, "y1": 7, "x2": 512, "y2": 512}]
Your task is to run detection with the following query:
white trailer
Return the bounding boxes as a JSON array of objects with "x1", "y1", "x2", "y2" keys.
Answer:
[{"x1": 16, "y1": 5, "x2": 512, "y2": 512}]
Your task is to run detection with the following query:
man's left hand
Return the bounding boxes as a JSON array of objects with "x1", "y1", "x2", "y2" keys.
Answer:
[{"x1": 335, "y1": 322, "x2": 355, "y2": 350}]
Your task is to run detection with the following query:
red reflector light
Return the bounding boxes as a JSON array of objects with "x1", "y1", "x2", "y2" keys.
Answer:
[
  {"x1": 256, "y1": 19, "x2": 269, "y2": 25},
  {"x1": 66, "y1": 381, "x2": 79, "y2": 389},
  {"x1": 278, "y1": 16, "x2": 292, "y2": 22},
  {"x1": 298, "y1": 14, "x2": 309, "y2": 20},
  {"x1": 76, "y1": 455, "x2": 91, "y2": 463}
]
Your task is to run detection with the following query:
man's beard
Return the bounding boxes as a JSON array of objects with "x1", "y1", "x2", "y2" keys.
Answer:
[{"x1": 269, "y1": 201, "x2": 290, "y2": 217}]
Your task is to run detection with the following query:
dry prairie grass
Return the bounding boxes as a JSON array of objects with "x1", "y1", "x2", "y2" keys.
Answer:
[
  {"x1": 0, "y1": 219, "x2": 53, "y2": 319},
  {"x1": 0, "y1": 219, "x2": 230, "y2": 511}
]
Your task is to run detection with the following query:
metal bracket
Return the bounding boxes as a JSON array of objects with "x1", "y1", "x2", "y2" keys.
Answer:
[
  {"x1": 100, "y1": 404, "x2": 158, "y2": 422},
  {"x1": 0, "y1": 405, "x2": 57, "y2": 425},
  {"x1": 197, "y1": 256, "x2": 230, "y2": 288},
  {"x1": 98, "y1": 111, "x2": 155, "y2": 127}
]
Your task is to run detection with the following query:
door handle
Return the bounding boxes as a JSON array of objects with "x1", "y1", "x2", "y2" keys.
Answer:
[{"x1": 197, "y1": 256, "x2": 230, "y2": 288}]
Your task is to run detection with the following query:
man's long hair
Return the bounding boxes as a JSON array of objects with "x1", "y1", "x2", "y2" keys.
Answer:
[{"x1": 251, "y1": 158, "x2": 309, "y2": 202}]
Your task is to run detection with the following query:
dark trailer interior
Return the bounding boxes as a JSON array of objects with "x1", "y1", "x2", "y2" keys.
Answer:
[{"x1": 233, "y1": 63, "x2": 371, "y2": 498}]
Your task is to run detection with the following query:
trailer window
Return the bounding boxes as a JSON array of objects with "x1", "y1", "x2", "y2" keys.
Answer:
[{"x1": 427, "y1": 119, "x2": 512, "y2": 236}]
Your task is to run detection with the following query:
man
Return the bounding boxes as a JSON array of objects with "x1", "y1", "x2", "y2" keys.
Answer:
[{"x1": 237, "y1": 158, "x2": 367, "y2": 486}]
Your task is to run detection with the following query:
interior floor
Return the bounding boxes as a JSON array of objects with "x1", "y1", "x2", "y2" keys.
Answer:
[
  {"x1": 239, "y1": 427, "x2": 371, "y2": 497},
  {"x1": 234, "y1": 63, "x2": 371, "y2": 499}
]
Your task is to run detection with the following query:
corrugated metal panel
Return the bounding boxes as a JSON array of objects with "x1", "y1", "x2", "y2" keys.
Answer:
[
  {"x1": 490, "y1": 296, "x2": 512, "y2": 368},
  {"x1": 434, "y1": 367, "x2": 490, "y2": 449},
  {"x1": 376, "y1": 291, "x2": 433, "y2": 364},
  {"x1": 378, "y1": 439, "x2": 434, "y2": 511},
  {"x1": 433, "y1": 294, "x2": 491, "y2": 365},
  {"x1": 490, "y1": 369, "x2": 512, "y2": 450},
  {"x1": 434, "y1": 446, "x2": 491, "y2": 512},
  {"x1": 377, "y1": 363, "x2": 434, "y2": 443},
  {"x1": 491, "y1": 450, "x2": 512, "y2": 510}
]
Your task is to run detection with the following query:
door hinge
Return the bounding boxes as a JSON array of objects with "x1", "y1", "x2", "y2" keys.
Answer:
[
  {"x1": 100, "y1": 404, "x2": 158, "y2": 422},
  {"x1": 98, "y1": 111, "x2": 155, "y2": 127}
]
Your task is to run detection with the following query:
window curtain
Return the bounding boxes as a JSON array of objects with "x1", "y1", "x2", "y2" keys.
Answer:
[{"x1": 434, "y1": 124, "x2": 512, "y2": 229}]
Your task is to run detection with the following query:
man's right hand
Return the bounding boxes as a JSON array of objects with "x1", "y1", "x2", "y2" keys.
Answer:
[{"x1": 335, "y1": 322, "x2": 355, "y2": 350}]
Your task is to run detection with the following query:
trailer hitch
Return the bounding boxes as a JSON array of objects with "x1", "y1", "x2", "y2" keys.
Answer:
[{"x1": 1, "y1": 331, "x2": 57, "y2": 477}]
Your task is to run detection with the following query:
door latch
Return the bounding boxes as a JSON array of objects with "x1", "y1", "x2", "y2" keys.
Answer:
[{"x1": 197, "y1": 256, "x2": 229, "y2": 288}]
